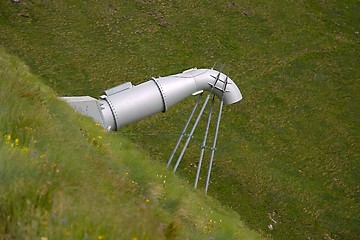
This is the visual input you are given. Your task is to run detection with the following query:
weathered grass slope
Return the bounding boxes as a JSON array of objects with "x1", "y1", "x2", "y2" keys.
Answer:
[
  {"x1": 0, "y1": 49, "x2": 261, "y2": 239},
  {"x1": 0, "y1": 0, "x2": 359, "y2": 239}
]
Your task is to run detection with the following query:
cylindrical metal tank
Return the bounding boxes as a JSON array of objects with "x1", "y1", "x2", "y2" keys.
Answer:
[{"x1": 99, "y1": 68, "x2": 242, "y2": 130}]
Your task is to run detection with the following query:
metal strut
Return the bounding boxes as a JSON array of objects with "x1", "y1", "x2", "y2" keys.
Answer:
[
  {"x1": 194, "y1": 95, "x2": 215, "y2": 189},
  {"x1": 167, "y1": 66, "x2": 229, "y2": 194},
  {"x1": 204, "y1": 71, "x2": 229, "y2": 193},
  {"x1": 173, "y1": 94, "x2": 211, "y2": 172},
  {"x1": 205, "y1": 91, "x2": 225, "y2": 193},
  {"x1": 166, "y1": 93, "x2": 203, "y2": 168}
]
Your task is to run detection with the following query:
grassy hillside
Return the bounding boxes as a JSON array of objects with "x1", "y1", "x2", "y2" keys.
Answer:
[
  {"x1": 0, "y1": 48, "x2": 261, "y2": 239},
  {"x1": 1, "y1": 0, "x2": 359, "y2": 239}
]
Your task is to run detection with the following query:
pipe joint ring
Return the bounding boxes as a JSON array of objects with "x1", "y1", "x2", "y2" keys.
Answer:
[
  {"x1": 105, "y1": 98, "x2": 119, "y2": 130},
  {"x1": 151, "y1": 78, "x2": 168, "y2": 112}
]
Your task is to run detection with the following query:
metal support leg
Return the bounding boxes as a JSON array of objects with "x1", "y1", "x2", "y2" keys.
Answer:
[
  {"x1": 168, "y1": 65, "x2": 233, "y2": 193},
  {"x1": 205, "y1": 95, "x2": 224, "y2": 193},
  {"x1": 173, "y1": 94, "x2": 211, "y2": 172},
  {"x1": 167, "y1": 94, "x2": 203, "y2": 168},
  {"x1": 194, "y1": 95, "x2": 215, "y2": 189}
]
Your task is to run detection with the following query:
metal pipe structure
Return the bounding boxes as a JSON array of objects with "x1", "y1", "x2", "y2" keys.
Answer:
[
  {"x1": 62, "y1": 68, "x2": 242, "y2": 131},
  {"x1": 62, "y1": 67, "x2": 243, "y2": 193}
]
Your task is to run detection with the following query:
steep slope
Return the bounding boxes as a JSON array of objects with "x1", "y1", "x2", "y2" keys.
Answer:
[
  {"x1": 0, "y1": 0, "x2": 359, "y2": 239},
  {"x1": 0, "y1": 49, "x2": 261, "y2": 239}
]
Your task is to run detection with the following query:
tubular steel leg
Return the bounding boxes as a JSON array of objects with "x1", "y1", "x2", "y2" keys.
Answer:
[
  {"x1": 194, "y1": 95, "x2": 215, "y2": 189},
  {"x1": 205, "y1": 96, "x2": 224, "y2": 194},
  {"x1": 173, "y1": 94, "x2": 211, "y2": 172},
  {"x1": 167, "y1": 94, "x2": 203, "y2": 168}
]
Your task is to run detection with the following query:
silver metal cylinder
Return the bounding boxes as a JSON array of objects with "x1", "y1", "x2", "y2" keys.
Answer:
[{"x1": 99, "y1": 68, "x2": 242, "y2": 130}]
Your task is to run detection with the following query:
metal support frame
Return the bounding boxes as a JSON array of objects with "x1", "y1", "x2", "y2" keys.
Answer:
[
  {"x1": 194, "y1": 95, "x2": 215, "y2": 189},
  {"x1": 205, "y1": 92, "x2": 225, "y2": 193},
  {"x1": 173, "y1": 94, "x2": 210, "y2": 172},
  {"x1": 166, "y1": 93, "x2": 203, "y2": 168},
  {"x1": 167, "y1": 66, "x2": 229, "y2": 193}
]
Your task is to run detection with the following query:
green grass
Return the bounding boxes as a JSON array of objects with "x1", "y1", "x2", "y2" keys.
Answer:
[
  {"x1": 0, "y1": 48, "x2": 261, "y2": 239},
  {"x1": 0, "y1": 0, "x2": 359, "y2": 239}
]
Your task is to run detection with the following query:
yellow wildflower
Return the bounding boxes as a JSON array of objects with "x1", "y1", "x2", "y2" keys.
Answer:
[
  {"x1": 5, "y1": 134, "x2": 11, "y2": 142},
  {"x1": 21, "y1": 147, "x2": 29, "y2": 153},
  {"x1": 98, "y1": 235, "x2": 105, "y2": 240},
  {"x1": 145, "y1": 199, "x2": 150, "y2": 203}
]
